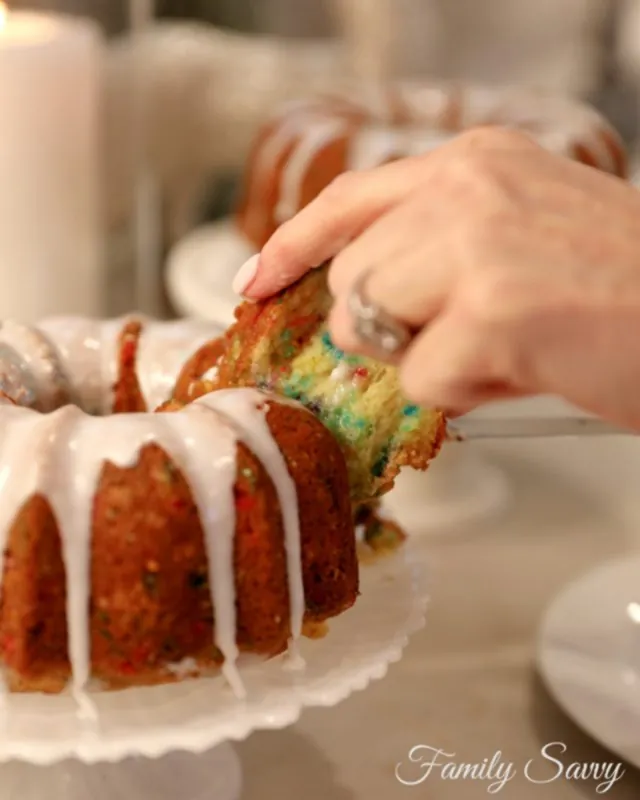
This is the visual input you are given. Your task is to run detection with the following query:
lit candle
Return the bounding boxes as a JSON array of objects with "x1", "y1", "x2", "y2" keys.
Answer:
[{"x1": 0, "y1": 4, "x2": 104, "y2": 322}]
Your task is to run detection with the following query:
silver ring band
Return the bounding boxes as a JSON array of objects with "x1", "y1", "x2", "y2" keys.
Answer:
[{"x1": 347, "y1": 268, "x2": 413, "y2": 356}]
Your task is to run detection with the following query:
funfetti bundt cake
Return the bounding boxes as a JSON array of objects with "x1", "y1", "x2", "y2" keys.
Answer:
[
  {"x1": 0, "y1": 316, "x2": 358, "y2": 703},
  {"x1": 171, "y1": 266, "x2": 446, "y2": 505},
  {"x1": 234, "y1": 82, "x2": 627, "y2": 249}
]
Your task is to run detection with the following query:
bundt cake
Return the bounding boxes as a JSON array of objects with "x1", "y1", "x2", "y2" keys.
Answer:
[
  {"x1": 0, "y1": 317, "x2": 358, "y2": 706},
  {"x1": 171, "y1": 266, "x2": 446, "y2": 504},
  {"x1": 235, "y1": 82, "x2": 627, "y2": 249}
]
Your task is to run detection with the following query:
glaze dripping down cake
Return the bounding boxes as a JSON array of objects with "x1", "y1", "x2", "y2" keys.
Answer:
[{"x1": 0, "y1": 317, "x2": 358, "y2": 701}]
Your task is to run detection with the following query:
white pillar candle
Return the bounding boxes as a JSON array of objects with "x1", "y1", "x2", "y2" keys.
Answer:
[{"x1": 0, "y1": 6, "x2": 104, "y2": 322}]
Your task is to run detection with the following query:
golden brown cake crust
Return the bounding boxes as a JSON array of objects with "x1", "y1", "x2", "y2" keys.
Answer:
[{"x1": 112, "y1": 319, "x2": 147, "y2": 413}]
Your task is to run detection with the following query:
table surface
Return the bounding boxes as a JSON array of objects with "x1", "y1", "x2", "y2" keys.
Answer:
[{"x1": 232, "y1": 397, "x2": 640, "y2": 799}]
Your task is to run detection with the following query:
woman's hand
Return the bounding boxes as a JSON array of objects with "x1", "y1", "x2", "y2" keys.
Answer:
[{"x1": 233, "y1": 127, "x2": 640, "y2": 428}]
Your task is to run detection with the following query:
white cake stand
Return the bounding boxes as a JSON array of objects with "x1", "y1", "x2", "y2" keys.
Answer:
[{"x1": 0, "y1": 542, "x2": 427, "y2": 800}]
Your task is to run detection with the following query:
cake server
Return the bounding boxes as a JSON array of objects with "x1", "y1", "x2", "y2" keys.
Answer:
[{"x1": 448, "y1": 415, "x2": 635, "y2": 441}]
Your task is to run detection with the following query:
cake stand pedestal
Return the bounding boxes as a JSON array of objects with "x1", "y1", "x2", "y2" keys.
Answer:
[
  {"x1": 384, "y1": 442, "x2": 510, "y2": 535},
  {"x1": 0, "y1": 745, "x2": 242, "y2": 800},
  {"x1": 0, "y1": 544, "x2": 426, "y2": 800},
  {"x1": 387, "y1": 397, "x2": 594, "y2": 536}
]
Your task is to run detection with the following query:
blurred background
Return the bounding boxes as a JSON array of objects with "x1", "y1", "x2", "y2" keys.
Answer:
[{"x1": 5, "y1": 0, "x2": 640, "y2": 322}]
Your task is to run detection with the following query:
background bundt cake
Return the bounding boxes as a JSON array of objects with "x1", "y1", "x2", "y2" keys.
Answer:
[
  {"x1": 234, "y1": 83, "x2": 627, "y2": 250},
  {"x1": 0, "y1": 317, "x2": 358, "y2": 701},
  {"x1": 172, "y1": 266, "x2": 446, "y2": 504}
]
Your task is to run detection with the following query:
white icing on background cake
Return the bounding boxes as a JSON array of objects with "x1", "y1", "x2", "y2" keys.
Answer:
[
  {"x1": 0, "y1": 317, "x2": 309, "y2": 713},
  {"x1": 275, "y1": 117, "x2": 349, "y2": 223},
  {"x1": 244, "y1": 81, "x2": 625, "y2": 232}
]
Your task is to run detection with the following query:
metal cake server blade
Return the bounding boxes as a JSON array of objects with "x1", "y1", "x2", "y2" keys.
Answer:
[{"x1": 448, "y1": 416, "x2": 635, "y2": 441}]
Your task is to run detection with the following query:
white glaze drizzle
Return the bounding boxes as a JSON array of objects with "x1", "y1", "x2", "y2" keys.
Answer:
[
  {"x1": 199, "y1": 389, "x2": 306, "y2": 667},
  {"x1": 37, "y1": 316, "x2": 223, "y2": 413},
  {"x1": 136, "y1": 319, "x2": 219, "y2": 410},
  {"x1": 0, "y1": 318, "x2": 308, "y2": 708},
  {"x1": 37, "y1": 316, "x2": 129, "y2": 415},
  {"x1": 0, "y1": 321, "x2": 73, "y2": 412},
  {"x1": 244, "y1": 110, "x2": 318, "y2": 234},
  {"x1": 43, "y1": 404, "x2": 99, "y2": 722},
  {"x1": 254, "y1": 113, "x2": 311, "y2": 184},
  {"x1": 395, "y1": 82, "x2": 451, "y2": 124},
  {"x1": 275, "y1": 118, "x2": 349, "y2": 224},
  {"x1": 157, "y1": 405, "x2": 244, "y2": 696},
  {"x1": 347, "y1": 126, "x2": 401, "y2": 171},
  {"x1": 347, "y1": 125, "x2": 453, "y2": 171}
]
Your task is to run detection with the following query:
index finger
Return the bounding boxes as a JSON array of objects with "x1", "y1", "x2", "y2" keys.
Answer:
[{"x1": 236, "y1": 154, "x2": 430, "y2": 300}]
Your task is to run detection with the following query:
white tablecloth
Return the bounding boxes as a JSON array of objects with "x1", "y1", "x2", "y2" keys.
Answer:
[{"x1": 235, "y1": 425, "x2": 640, "y2": 798}]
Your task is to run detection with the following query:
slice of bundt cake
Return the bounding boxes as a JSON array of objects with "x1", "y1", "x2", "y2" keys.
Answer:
[{"x1": 172, "y1": 266, "x2": 446, "y2": 504}]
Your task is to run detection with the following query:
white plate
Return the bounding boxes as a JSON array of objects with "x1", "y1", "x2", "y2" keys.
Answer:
[
  {"x1": 0, "y1": 541, "x2": 427, "y2": 767},
  {"x1": 165, "y1": 220, "x2": 256, "y2": 326},
  {"x1": 537, "y1": 555, "x2": 640, "y2": 767}
]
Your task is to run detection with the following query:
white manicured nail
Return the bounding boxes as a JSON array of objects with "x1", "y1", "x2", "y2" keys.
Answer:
[{"x1": 232, "y1": 254, "x2": 260, "y2": 296}]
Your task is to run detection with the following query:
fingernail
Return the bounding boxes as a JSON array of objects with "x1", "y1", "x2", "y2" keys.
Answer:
[{"x1": 233, "y1": 254, "x2": 260, "y2": 296}]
